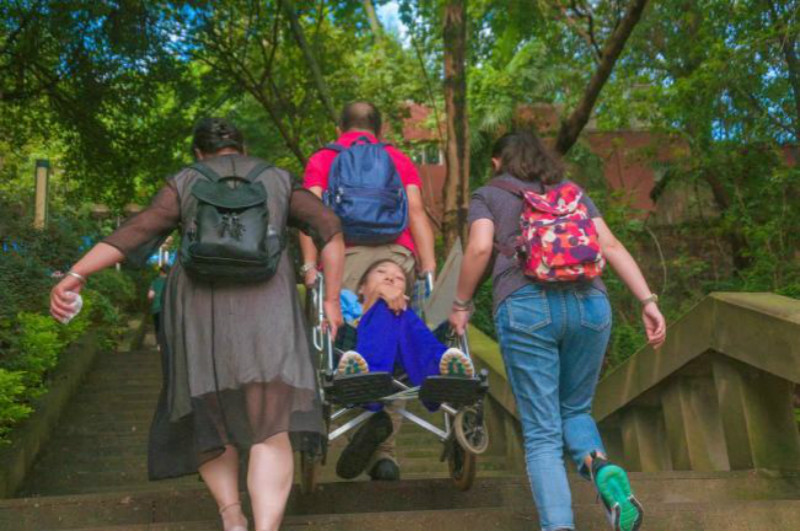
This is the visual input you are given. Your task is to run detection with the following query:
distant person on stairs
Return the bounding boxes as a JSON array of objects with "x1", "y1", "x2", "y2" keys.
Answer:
[
  {"x1": 147, "y1": 264, "x2": 169, "y2": 337},
  {"x1": 50, "y1": 117, "x2": 345, "y2": 531},
  {"x1": 449, "y1": 131, "x2": 666, "y2": 531}
]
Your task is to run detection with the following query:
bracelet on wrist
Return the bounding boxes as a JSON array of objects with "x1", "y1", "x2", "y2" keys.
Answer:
[
  {"x1": 299, "y1": 262, "x2": 317, "y2": 275},
  {"x1": 640, "y1": 293, "x2": 659, "y2": 306},
  {"x1": 66, "y1": 270, "x2": 87, "y2": 285},
  {"x1": 452, "y1": 297, "x2": 474, "y2": 311}
]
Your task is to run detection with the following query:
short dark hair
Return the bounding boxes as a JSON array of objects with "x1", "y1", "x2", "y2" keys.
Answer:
[
  {"x1": 340, "y1": 101, "x2": 382, "y2": 134},
  {"x1": 491, "y1": 131, "x2": 565, "y2": 185},
  {"x1": 191, "y1": 117, "x2": 244, "y2": 156}
]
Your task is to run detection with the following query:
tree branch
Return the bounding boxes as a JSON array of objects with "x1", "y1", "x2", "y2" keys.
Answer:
[
  {"x1": 550, "y1": 1, "x2": 602, "y2": 63},
  {"x1": 281, "y1": 0, "x2": 339, "y2": 125},
  {"x1": 362, "y1": 0, "x2": 384, "y2": 42},
  {"x1": 555, "y1": 0, "x2": 649, "y2": 155}
]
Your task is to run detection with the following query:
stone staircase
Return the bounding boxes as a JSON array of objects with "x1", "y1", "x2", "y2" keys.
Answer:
[{"x1": 4, "y1": 326, "x2": 800, "y2": 530}]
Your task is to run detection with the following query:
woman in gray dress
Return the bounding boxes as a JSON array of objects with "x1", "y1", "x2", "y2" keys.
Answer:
[{"x1": 50, "y1": 118, "x2": 345, "y2": 531}]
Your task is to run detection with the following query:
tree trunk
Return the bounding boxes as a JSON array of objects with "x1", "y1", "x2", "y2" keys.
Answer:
[
  {"x1": 281, "y1": 0, "x2": 339, "y2": 126},
  {"x1": 555, "y1": 0, "x2": 650, "y2": 155},
  {"x1": 442, "y1": 0, "x2": 470, "y2": 252}
]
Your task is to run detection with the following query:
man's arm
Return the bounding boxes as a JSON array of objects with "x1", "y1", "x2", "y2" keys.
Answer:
[
  {"x1": 406, "y1": 185, "x2": 436, "y2": 276},
  {"x1": 299, "y1": 186, "x2": 323, "y2": 286}
]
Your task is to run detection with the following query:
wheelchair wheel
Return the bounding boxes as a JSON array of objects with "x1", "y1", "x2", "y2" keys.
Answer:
[
  {"x1": 448, "y1": 440, "x2": 476, "y2": 491},
  {"x1": 454, "y1": 406, "x2": 489, "y2": 455},
  {"x1": 300, "y1": 450, "x2": 320, "y2": 494}
]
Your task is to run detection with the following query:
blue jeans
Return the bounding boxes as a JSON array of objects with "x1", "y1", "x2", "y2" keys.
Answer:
[{"x1": 495, "y1": 284, "x2": 612, "y2": 531}]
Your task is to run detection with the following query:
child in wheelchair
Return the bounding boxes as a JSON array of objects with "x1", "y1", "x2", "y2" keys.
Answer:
[
  {"x1": 335, "y1": 259, "x2": 475, "y2": 382},
  {"x1": 330, "y1": 259, "x2": 476, "y2": 481}
]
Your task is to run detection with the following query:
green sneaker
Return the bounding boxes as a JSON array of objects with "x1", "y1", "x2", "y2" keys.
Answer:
[{"x1": 591, "y1": 453, "x2": 644, "y2": 531}]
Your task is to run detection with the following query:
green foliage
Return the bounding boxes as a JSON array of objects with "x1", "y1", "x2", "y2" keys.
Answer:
[
  {"x1": 0, "y1": 195, "x2": 139, "y2": 444},
  {"x1": 0, "y1": 369, "x2": 32, "y2": 442},
  {"x1": 89, "y1": 270, "x2": 138, "y2": 313}
]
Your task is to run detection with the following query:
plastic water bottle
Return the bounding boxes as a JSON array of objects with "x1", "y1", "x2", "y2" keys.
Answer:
[{"x1": 58, "y1": 291, "x2": 84, "y2": 325}]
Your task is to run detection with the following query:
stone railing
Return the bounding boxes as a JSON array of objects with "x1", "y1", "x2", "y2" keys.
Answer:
[{"x1": 469, "y1": 292, "x2": 800, "y2": 474}]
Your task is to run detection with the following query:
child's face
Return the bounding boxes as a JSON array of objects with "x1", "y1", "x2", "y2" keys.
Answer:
[{"x1": 360, "y1": 261, "x2": 407, "y2": 297}]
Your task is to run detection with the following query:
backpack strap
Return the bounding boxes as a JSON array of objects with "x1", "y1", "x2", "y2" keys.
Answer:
[
  {"x1": 486, "y1": 179, "x2": 525, "y2": 259},
  {"x1": 323, "y1": 143, "x2": 345, "y2": 153},
  {"x1": 243, "y1": 161, "x2": 273, "y2": 182},
  {"x1": 190, "y1": 162, "x2": 222, "y2": 182},
  {"x1": 486, "y1": 179, "x2": 524, "y2": 197}
]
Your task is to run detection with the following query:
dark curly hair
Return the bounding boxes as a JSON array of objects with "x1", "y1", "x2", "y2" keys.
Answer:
[
  {"x1": 492, "y1": 131, "x2": 565, "y2": 185},
  {"x1": 191, "y1": 117, "x2": 244, "y2": 156}
]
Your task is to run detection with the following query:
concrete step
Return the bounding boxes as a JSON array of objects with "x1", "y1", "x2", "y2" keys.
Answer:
[
  {"x1": 20, "y1": 456, "x2": 509, "y2": 497},
  {"x1": 9, "y1": 472, "x2": 800, "y2": 530},
  {"x1": 9, "y1": 498, "x2": 800, "y2": 531}
]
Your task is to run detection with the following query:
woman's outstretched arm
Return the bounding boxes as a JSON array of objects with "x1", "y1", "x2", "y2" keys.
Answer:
[
  {"x1": 50, "y1": 243, "x2": 124, "y2": 321},
  {"x1": 50, "y1": 183, "x2": 181, "y2": 322},
  {"x1": 594, "y1": 217, "x2": 666, "y2": 349},
  {"x1": 449, "y1": 219, "x2": 495, "y2": 335}
]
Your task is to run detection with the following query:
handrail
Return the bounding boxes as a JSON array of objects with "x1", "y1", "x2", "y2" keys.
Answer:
[
  {"x1": 594, "y1": 292, "x2": 800, "y2": 421},
  {"x1": 466, "y1": 291, "x2": 800, "y2": 472}
]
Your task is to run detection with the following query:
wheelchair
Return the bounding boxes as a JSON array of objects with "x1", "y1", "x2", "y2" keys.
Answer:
[{"x1": 299, "y1": 273, "x2": 490, "y2": 493}]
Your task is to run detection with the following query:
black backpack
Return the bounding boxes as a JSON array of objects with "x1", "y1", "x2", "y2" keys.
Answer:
[{"x1": 180, "y1": 161, "x2": 284, "y2": 284}]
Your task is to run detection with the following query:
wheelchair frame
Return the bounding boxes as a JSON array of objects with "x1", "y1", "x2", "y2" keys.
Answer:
[{"x1": 300, "y1": 273, "x2": 489, "y2": 493}]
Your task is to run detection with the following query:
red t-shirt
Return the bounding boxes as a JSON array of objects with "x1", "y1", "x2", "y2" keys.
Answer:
[{"x1": 303, "y1": 131, "x2": 421, "y2": 253}]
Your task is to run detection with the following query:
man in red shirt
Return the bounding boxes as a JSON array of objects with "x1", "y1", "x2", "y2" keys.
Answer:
[
  {"x1": 298, "y1": 101, "x2": 436, "y2": 291},
  {"x1": 299, "y1": 101, "x2": 436, "y2": 482}
]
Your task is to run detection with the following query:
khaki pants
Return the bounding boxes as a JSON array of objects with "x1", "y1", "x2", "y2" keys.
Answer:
[
  {"x1": 344, "y1": 244, "x2": 416, "y2": 467},
  {"x1": 342, "y1": 244, "x2": 416, "y2": 292}
]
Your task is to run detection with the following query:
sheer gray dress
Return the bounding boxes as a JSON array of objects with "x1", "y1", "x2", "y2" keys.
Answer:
[{"x1": 104, "y1": 154, "x2": 340, "y2": 479}]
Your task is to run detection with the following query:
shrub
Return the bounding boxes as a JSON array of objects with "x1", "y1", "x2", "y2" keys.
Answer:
[
  {"x1": 0, "y1": 369, "x2": 32, "y2": 441},
  {"x1": 0, "y1": 198, "x2": 147, "y2": 444},
  {"x1": 89, "y1": 270, "x2": 137, "y2": 312}
]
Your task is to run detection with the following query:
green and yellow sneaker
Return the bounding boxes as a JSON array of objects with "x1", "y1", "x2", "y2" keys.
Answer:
[
  {"x1": 336, "y1": 350, "x2": 369, "y2": 376},
  {"x1": 591, "y1": 452, "x2": 644, "y2": 531},
  {"x1": 439, "y1": 348, "x2": 475, "y2": 378}
]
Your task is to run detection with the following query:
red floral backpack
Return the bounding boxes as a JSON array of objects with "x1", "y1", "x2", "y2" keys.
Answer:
[{"x1": 488, "y1": 179, "x2": 605, "y2": 282}]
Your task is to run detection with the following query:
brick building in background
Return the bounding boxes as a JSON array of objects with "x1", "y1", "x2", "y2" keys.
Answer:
[{"x1": 399, "y1": 102, "x2": 701, "y2": 228}]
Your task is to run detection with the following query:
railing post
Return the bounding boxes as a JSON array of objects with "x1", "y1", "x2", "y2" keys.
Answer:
[
  {"x1": 661, "y1": 374, "x2": 729, "y2": 471},
  {"x1": 33, "y1": 159, "x2": 50, "y2": 229},
  {"x1": 713, "y1": 357, "x2": 800, "y2": 470},
  {"x1": 619, "y1": 406, "x2": 672, "y2": 472}
]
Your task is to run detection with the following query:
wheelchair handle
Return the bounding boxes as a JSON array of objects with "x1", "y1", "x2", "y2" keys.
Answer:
[
  {"x1": 458, "y1": 327, "x2": 472, "y2": 359},
  {"x1": 311, "y1": 273, "x2": 335, "y2": 373},
  {"x1": 423, "y1": 271, "x2": 434, "y2": 299}
]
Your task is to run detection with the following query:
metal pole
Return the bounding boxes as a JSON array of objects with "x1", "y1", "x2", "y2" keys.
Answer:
[{"x1": 33, "y1": 159, "x2": 50, "y2": 229}]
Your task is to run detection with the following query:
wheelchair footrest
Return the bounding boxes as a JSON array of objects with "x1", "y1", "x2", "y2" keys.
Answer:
[
  {"x1": 325, "y1": 372, "x2": 394, "y2": 405},
  {"x1": 419, "y1": 376, "x2": 485, "y2": 407}
]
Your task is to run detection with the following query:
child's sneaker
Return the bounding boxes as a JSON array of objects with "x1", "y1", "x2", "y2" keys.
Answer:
[
  {"x1": 336, "y1": 351, "x2": 369, "y2": 376},
  {"x1": 591, "y1": 452, "x2": 643, "y2": 531},
  {"x1": 439, "y1": 348, "x2": 475, "y2": 378}
]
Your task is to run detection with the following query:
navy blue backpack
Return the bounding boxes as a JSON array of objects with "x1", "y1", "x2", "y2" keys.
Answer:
[{"x1": 322, "y1": 136, "x2": 409, "y2": 245}]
